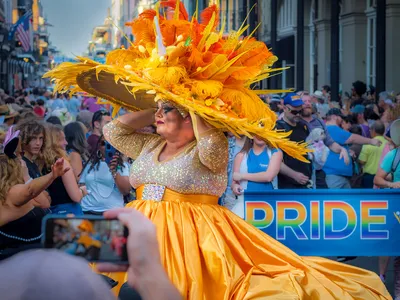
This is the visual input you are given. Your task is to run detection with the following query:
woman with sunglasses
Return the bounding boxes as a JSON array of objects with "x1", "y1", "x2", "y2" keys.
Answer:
[{"x1": 79, "y1": 137, "x2": 130, "y2": 215}]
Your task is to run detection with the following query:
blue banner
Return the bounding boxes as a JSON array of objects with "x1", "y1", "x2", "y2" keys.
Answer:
[{"x1": 244, "y1": 189, "x2": 400, "y2": 256}]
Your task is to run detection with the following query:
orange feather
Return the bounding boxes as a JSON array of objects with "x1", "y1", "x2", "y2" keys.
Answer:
[
  {"x1": 160, "y1": 0, "x2": 189, "y2": 20},
  {"x1": 200, "y1": 4, "x2": 220, "y2": 29},
  {"x1": 130, "y1": 18, "x2": 155, "y2": 45}
]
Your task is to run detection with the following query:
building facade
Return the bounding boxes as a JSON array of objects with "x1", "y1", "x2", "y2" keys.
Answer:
[
  {"x1": 219, "y1": 0, "x2": 400, "y2": 97},
  {"x1": 0, "y1": 0, "x2": 54, "y2": 91}
]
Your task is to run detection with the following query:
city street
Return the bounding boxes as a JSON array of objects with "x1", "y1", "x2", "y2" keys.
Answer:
[{"x1": 327, "y1": 256, "x2": 395, "y2": 297}]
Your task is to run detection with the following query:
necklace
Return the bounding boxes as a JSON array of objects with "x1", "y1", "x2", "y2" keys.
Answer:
[
  {"x1": 0, "y1": 230, "x2": 42, "y2": 242},
  {"x1": 93, "y1": 162, "x2": 115, "y2": 198}
]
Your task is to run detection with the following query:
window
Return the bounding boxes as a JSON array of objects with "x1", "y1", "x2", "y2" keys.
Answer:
[{"x1": 366, "y1": 3, "x2": 376, "y2": 87}]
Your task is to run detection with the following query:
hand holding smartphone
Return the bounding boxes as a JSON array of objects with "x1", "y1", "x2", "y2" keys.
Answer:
[
  {"x1": 42, "y1": 216, "x2": 128, "y2": 263},
  {"x1": 105, "y1": 142, "x2": 117, "y2": 165}
]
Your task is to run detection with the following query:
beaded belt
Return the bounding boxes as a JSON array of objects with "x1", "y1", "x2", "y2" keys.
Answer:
[
  {"x1": 141, "y1": 184, "x2": 166, "y2": 202},
  {"x1": 137, "y1": 184, "x2": 219, "y2": 205}
]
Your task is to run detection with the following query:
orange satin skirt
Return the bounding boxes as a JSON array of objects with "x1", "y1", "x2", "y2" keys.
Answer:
[{"x1": 101, "y1": 186, "x2": 391, "y2": 299}]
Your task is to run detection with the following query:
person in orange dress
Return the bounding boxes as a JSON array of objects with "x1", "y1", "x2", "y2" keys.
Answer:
[{"x1": 45, "y1": 1, "x2": 390, "y2": 299}]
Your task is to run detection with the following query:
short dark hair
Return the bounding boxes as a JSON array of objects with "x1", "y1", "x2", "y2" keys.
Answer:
[
  {"x1": 322, "y1": 85, "x2": 331, "y2": 93},
  {"x1": 364, "y1": 107, "x2": 380, "y2": 121},
  {"x1": 92, "y1": 110, "x2": 110, "y2": 128},
  {"x1": 36, "y1": 99, "x2": 45, "y2": 106},
  {"x1": 371, "y1": 120, "x2": 385, "y2": 135},
  {"x1": 352, "y1": 80, "x2": 367, "y2": 97},
  {"x1": 46, "y1": 116, "x2": 62, "y2": 126}
]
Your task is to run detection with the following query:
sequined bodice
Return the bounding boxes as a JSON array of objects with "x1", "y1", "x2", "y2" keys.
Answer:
[{"x1": 104, "y1": 120, "x2": 228, "y2": 197}]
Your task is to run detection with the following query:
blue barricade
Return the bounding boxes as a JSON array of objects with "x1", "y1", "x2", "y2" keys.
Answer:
[{"x1": 244, "y1": 189, "x2": 400, "y2": 256}]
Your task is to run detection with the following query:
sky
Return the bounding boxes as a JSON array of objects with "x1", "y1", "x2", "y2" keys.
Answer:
[{"x1": 41, "y1": 0, "x2": 110, "y2": 57}]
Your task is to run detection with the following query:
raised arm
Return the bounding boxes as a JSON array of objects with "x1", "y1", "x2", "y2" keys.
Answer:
[
  {"x1": 346, "y1": 134, "x2": 381, "y2": 146},
  {"x1": 62, "y1": 160, "x2": 84, "y2": 203},
  {"x1": 103, "y1": 110, "x2": 160, "y2": 160},
  {"x1": 7, "y1": 158, "x2": 68, "y2": 207}
]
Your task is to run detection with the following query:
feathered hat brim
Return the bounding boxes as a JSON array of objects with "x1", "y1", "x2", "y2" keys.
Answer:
[
  {"x1": 76, "y1": 69, "x2": 157, "y2": 111},
  {"x1": 44, "y1": 1, "x2": 311, "y2": 162}
]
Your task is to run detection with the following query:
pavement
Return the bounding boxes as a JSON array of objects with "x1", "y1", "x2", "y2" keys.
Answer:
[{"x1": 326, "y1": 256, "x2": 395, "y2": 298}]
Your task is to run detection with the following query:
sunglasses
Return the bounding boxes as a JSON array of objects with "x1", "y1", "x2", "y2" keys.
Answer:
[
  {"x1": 157, "y1": 105, "x2": 176, "y2": 114},
  {"x1": 287, "y1": 107, "x2": 303, "y2": 115}
]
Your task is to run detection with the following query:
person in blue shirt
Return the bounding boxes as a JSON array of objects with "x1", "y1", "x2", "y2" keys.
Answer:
[
  {"x1": 374, "y1": 118, "x2": 400, "y2": 188},
  {"x1": 323, "y1": 108, "x2": 381, "y2": 189},
  {"x1": 80, "y1": 137, "x2": 131, "y2": 214},
  {"x1": 65, "y1": 94, "x2": 81, "y2": 118},
  {"x1": 51, "y1": 93, "x2": 66, "y2": 111},
  {"x1": 373, "y1": 118, "x2": 400, "y2": 298},
  {"x1": 230, "y1": 136, "x2": 282, "y2": 218}
]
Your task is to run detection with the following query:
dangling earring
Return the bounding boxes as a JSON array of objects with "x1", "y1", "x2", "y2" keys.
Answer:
[{"x1": 97, "y1": 150, "x2": 102, "y2": 159}]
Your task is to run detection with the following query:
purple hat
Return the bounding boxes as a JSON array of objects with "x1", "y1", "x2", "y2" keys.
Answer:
[{"x1": 0, "y1": 126, "x2": 20, "y2": 158}]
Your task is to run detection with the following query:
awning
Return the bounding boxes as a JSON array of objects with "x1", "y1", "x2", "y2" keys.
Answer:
[
  {"x1": 7, "y1": 59, "x2": 19, "y2": 74},
  {"x1": 7, "y1": 59, "x2": 34, "y2": 74}
]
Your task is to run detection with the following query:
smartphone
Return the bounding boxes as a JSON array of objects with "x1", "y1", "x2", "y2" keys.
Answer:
[
  {"x1": 105, "y1": 142, "x2": 117, "y2": 164},
  {"x1": 345, "y1": 91, "x2": 350, "y2": 98},
  {"x1": 42, "y1": 215, "x2": 128, "y2": 263}
]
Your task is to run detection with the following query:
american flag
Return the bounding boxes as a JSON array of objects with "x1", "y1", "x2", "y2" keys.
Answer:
[{"x1": 16, "y1": 13, "x2": 31, "y2": 52}]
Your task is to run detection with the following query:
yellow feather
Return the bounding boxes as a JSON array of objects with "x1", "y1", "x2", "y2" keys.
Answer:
[
  {"x1": 174, "y1": 0, "x2": 180, "y2": 20},
  {"x1": 143, "y1": 66, "x2": 187, "y2": 86},
  {"x1": 197, "y1": 12, "x2": 215, "y2": 50},
  {"x1": 190, "y1": 80, "x2": 223, "y2": 99}
]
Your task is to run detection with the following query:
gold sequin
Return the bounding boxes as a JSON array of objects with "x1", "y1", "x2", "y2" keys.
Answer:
[{"x1": 104, "y1": 120, "x2": 228, "y2": 197}]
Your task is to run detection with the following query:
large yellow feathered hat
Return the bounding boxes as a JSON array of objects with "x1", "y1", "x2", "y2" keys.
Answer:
[{"x1": 44, "y1": 0, "x2": 309, "y2": 162}]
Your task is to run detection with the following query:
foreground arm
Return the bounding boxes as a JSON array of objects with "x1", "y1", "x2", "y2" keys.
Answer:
[
  {"x1": 98, "y1": 208, "x2": 182, "y2": 300},
  {"x1": 7, "y1": 159, "x2": 68, "y2": 207}
]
